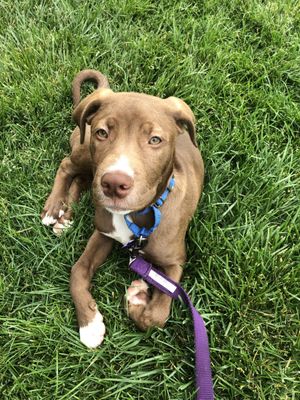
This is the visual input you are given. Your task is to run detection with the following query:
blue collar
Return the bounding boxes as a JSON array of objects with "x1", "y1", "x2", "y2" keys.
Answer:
[{"x1": 124, "y1": 176, "x2": 175, "y2": 239}]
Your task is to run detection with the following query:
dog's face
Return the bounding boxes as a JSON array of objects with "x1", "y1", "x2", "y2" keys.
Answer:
[{"x1": 73, "y1": 89, "x2": 196, "y2": 213}]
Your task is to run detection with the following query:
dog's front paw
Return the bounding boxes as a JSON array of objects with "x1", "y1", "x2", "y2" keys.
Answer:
[
  {"x1": 41, "y1": 196, "x2": 66, "y2": 226},
  {"x1": 79, "y1": 310, "x2": 106, "y2": 349}
]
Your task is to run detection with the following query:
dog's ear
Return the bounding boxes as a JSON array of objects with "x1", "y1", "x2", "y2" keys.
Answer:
[
  {"x1": 165, "y1": 97, "x2": 197, "y2": 146},
  {"x1": 73, "y1": 88, "x2": 112, "y2": 144}
]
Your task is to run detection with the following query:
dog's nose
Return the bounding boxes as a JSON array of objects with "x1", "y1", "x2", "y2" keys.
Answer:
[{"x1": 101, "y1": 172, "x2": 133, "y2": 199}]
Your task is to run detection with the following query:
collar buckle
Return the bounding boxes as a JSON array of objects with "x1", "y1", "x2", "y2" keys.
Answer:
[{"x1": 153, "y1": 200, "x2": 163, "y2": 209}]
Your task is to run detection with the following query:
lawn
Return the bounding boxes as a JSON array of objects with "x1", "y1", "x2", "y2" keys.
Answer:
[{"x1": 0, "y1": 0, "x2": 299, "y2": 399}]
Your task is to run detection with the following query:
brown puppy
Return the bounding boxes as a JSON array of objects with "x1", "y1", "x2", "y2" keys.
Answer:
[{"x1": 42, "y1": 70, "x2": 204, "y2": 348}]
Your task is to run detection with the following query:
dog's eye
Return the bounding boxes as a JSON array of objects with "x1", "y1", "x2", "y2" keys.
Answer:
[
  {"x1": 148, "y1": 136, "x2": 162, "y2": 145},
  {"x1": 96, "y1": 129, "x2": 109, "y2": 140}
]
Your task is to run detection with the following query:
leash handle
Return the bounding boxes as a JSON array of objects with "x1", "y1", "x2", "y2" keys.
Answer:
[{"x1": 129, "y1": 257, "x2": 214, "y2": 400}]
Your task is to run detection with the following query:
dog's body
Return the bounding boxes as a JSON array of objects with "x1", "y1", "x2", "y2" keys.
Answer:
[{"x1": 42, "y1": 70, "x2": 204, "y2": 348}]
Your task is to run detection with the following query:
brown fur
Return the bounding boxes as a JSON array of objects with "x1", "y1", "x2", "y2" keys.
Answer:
[{"x1": 42, "y1": 69, "x2": 204, "y2": 334}]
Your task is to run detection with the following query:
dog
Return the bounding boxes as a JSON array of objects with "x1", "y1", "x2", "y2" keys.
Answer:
[{"x1": 41, "y1": 69, "x2": 204, "y2": 348}]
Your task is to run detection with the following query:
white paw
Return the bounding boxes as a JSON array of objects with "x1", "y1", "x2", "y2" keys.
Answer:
[
  {"x1": 53, "y1": 219, "x2": 73, "y2": 236},
  {"x1": 79, "y1": 311, "x2": 106, "y2": 349},
  {"x1": 42, "y1": 213, "x2": 57, "y2": 226},
  {"x1": 126, "y1": 279, "x2": 149, "y2": 306}
]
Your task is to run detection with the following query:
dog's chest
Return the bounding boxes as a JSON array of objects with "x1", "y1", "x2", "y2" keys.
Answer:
[{"x1": 101, "y1": 213, "x2": 132, "y2": 245}]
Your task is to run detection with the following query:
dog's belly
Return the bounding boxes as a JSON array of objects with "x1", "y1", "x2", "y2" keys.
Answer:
[{"x1": 101, "y1": 212, "x2": 132, "y2": 244}]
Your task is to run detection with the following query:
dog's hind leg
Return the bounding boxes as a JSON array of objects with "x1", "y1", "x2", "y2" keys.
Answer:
[
  {"x1": 42, "y1": 126, "x2": 92, "y2": 231},
  {"x1": 127, "y1": 263, "x2": 184, "y2": 331},
  {"x1": 41, "y1": 156, "x2": 83, "y2": 225},
  {"x1": 52, "y1": 174, "x2": 92, "y2": 235}
]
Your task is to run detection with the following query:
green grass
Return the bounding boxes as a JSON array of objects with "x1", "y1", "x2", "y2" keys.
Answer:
[{"x1": 1, "y1": 0, "x2": 299, "y2": 398}]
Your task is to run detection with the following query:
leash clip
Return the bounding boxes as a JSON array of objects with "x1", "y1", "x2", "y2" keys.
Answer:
[
  {"x1": 137, "y1": 235, "x2": 147, "y2": 248},
  {"x1": 126, "y1": 236, "x2": 148, "y2": 258}
]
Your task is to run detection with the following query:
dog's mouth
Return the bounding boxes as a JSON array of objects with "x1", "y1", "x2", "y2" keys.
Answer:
[
  {"x1": 102, "y1": 198, "x2": 143, "y2": 214},
  {"x1": 105, "y1": 205, "x2": 133, "y2": 215},
  {"x1": 94, "y1": 185, "x2": 158, "y2": 214},
  {"x1": 97, "y1": 194, "x2": 141, "y2": 214}
]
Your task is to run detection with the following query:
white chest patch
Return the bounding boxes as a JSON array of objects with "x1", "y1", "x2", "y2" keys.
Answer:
[{"x1": 102, "y1": 212, "x2": 132, "y2": 244}]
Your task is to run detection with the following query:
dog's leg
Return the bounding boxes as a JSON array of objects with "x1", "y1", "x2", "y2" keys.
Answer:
[
  {"x1": 127, "y1": 263, "x2": 183, "y2": 331},
  {"x1": 70, "y1": 230, "x2": 113, "y2": 348},
  {"x1": 52, "y1": 175, "x2": 92, "y2": 235},
  {"x1": 41, "y1": 157, "x2": 83, "y2": 226}
]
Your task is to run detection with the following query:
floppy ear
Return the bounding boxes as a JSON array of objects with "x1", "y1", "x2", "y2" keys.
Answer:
[
  {"x1": 72, "y1": 88, "x2": 112, "y2": 144},
  {"x1": 164, "y1": 96, "x2": 197, "y2": 146}
]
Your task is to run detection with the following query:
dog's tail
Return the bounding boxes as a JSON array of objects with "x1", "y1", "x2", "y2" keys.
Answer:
[{"x1": 72, "y1": 69, "x2": 110, "y2": 107}]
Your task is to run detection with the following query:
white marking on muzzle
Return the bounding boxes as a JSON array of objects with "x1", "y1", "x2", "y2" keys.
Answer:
[{"x1": 105, "y1": 155, "x2": 134, "y2": 178}]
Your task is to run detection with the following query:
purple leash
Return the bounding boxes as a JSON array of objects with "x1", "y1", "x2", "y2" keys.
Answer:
[{"x1": 129, "y1": 256, "x2": 214, "y2": 400}]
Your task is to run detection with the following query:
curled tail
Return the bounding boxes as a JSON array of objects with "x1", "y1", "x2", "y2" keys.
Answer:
[{"x1": 72, "y1": 69, "x2": 110, "y2": 107}]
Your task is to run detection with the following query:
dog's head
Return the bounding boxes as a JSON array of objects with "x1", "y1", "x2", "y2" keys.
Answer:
[{"x1": 73, "y1": 89, "x2": 196, "y2": 213}]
